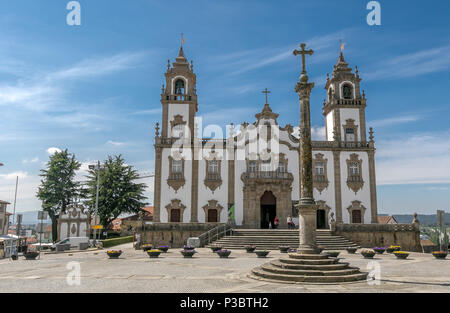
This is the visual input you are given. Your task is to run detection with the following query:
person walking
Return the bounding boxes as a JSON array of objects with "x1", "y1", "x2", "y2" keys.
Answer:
[{"x1": 287, "y1": 215, "x2": 294, "y2": 229}]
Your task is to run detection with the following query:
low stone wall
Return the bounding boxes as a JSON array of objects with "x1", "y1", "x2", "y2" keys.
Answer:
[
  {"x1": 333, "y1": 223, "x2": 422, "y2": 252},
  {"x1": 134, "y1": 223, "x2": 222, "y2": 248}
]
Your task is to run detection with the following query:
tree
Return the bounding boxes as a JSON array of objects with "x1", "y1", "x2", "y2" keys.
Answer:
[
  {"x1": 36, "y1": 149, "x2": 82, "y2": 242},
  {"x1": 85, "y1": 155, "x2": 147, "y2": 229}
]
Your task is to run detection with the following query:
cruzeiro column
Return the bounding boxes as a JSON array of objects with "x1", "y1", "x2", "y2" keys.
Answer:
[{"x1": 293, "y1": 43, "x2": 319, "y2": 254}]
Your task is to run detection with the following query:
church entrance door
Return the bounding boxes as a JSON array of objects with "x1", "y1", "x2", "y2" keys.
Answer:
[
  {"x1": 316, "y1": 209, "x2": 326, "y2": 229},
  {"x1": 260, "y1": 191, "x2": 276, "y2": 229}
]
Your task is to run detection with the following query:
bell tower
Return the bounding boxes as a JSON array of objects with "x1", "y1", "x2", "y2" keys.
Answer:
[
  {"x1": 160, "y1": 46, "x2": 198, "y2": 140},
  {"x1": 323, "y1": 51, "x2": 367, "y2": 143}
]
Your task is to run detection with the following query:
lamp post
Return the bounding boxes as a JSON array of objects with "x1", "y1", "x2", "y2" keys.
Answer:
[{"x1": 89, "y1": 161, "x2": 102, "y2": 246}]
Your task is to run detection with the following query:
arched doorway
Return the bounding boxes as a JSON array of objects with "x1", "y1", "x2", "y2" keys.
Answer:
[
  {"x1": 316, "y1": 209, "x2": 327, "y2": 229},
  {"x1": 260, "y1": 191, "x2": 276, "y2": 229}
]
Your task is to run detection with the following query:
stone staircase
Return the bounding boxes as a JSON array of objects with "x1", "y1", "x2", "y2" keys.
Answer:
[
  {"x1": 206, "y1": 229, "x2": 358, "y2": 250},
  {"x1": 250, "y1": 253, "x2": 368, "y2": 283}
]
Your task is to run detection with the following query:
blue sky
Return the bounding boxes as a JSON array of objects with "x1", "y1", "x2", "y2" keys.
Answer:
[{"x1": 0, "y1": 0, "x2": 450, "y2": 215}]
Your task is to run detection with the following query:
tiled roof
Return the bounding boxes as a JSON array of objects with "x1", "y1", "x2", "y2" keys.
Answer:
[{"x1": 377, "y1": 216, "x2": 398, "y2": 224}]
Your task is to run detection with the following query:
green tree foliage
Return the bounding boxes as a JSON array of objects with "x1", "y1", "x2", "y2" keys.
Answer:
[
  {"x1": 85, "y1": 155, "x2": 147, "y2": 228},
  {"x1": 36, "y1": 149, "x2": 82, "y2": 242}
]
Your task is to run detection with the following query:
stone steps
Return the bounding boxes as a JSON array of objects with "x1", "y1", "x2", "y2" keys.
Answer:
[{"x1": 270, "y1": 259, "x2": 350, "y2": 270}]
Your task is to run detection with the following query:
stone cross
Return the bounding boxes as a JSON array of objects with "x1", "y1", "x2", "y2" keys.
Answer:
[
  {"x1": 293, "y1": 43, "x2": 314, "y2": 74},
  {"x1": 261, "y1": 88, "x2": 271, "y2": 104}
]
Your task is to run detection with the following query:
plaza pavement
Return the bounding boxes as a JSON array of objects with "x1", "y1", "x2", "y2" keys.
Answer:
[{"x1": 0, "y1": 243, "x2": 448, "y2": 293}]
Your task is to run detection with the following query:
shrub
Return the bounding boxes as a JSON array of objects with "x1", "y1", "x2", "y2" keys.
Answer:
[{"x1": 102, "y1": 236, "x2": 134, "y2": 248}]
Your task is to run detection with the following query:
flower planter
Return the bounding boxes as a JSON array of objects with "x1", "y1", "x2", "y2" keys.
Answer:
[
  {"x1": 245, "y1": 245, "x2": 256, "y2": 253},
  {"x1": 325, "y1": 251, "x2": 340, "y2": 258},
  {"x1": 106, "y1": 250, "x2": 122, "y2": 259},
  {"x1": 432, "y1": 252, "x2": 448, "y2": 260},
  {"x1": 147, "y1": 250, "x2": 162, "y2": 258},
  {"x1": 278, "y1": 246, "x2": 290, "y2": 253},
  {"x1": 157, "y1": 246, "x2": 169, "y2": 253},
  {"x1": 183, "y1": 245, "x2": 195, "y2": 251},
  {"x1": 386, "y1": 246, "x2": 401, "y2": 253},
  {"x1": 142, "y1": 244, "x2": 153, "y2": 252},
  {"x1": 216, "y1": 250, "x2": 232, "y2": 258},
  {"x1": 394, "y1": 251, "x2": 409, "y2": 259},
  {"x1": 210, "y1": 246, "x2": 222, "y2": 252},
  {"x1": 24, "y1": 252, "x2": 39, "y2": 260},
  {"x1": 181, "y1": 250, "x2": 196, "y2": 258},
  {"x1": 361, "y1": 250, "x2": 376, "y2": 259},
  {"x1": 346, "y1": 247, "x2": 358, "y2": 254},
  {"x1": 373, "y1": 247, "x2": 386, "y2": 254},
  {"x1": 255, "y1": 250, "x2": 270, "y2": 258}
]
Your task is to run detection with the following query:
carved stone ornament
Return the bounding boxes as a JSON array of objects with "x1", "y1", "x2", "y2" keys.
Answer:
[{"x1": 167, "y1": 155, "x2": 185, "y2": 192}]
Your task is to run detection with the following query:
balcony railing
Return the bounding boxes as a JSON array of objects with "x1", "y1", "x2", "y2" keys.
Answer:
[
  {"x1": 168, "y1": 172, "x2": 184, "y2": 180},
  {"x1": 205, "y1": 173, "x2": 221, "y2": 181},
  {"x1": 242, "y1": 170, "x2": 293, "y2": 180}
]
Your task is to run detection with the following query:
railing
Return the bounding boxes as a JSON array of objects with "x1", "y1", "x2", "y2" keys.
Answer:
[
  {"x1": 198, "y1": 224, "x2": 234, "y2": 247},
  {"x1": 162, "y1": 94, "x2": 195, "y2": 101},
  {"x1": 205, "y1": 173, "x2": 221, "y2": 180},
  {"x1": 242, "y1": 170, "x2": 293, "y2": 180},
  {"x1": 168, "y1": 173, "x2": 184, "y2": 180}
]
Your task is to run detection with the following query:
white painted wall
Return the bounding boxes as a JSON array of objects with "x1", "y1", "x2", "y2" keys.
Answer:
[
  {"x1": 340, "y1": 108, "x2": 361, "y2": 141},
  {"x1": 326, "y1": 111, "x2": 334, "y2": 141},
  {"x1": 167, "y1": 103, "x2": 190, "y2": 137}
]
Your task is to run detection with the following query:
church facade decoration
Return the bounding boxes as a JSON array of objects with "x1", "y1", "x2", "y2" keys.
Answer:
[{"x1": 152, "y1": 46, "x2": 378, "y2": 228}]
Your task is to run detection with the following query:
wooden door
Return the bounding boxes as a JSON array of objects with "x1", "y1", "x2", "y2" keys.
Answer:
[
  {"x1": 207, "y1": 209, "x2": 218, "y2": 223},
  {"x1": 170, "y1": 209, "x2": 181, "y2": 222}
]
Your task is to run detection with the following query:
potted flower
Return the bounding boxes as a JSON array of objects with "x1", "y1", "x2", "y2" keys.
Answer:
[
  {"x1": 255, "y1": 250, "x2": 270, "y2": 258},
  {"x1": 183, "y1": 245, "x2": 195, "y2": 251},
  {"x1": 361, "y1": 249, "x2": 376, "y2": 259},
  {"x1": 244, "y1": 245, "x2": 256, "y2": 253},
  {"x1": 346, "y1": 247, "x2": 358, "y2": 254},
  {"x1": 157, "y1": 245, "x2": 169, "y2": 253},
  {"x1": 288, "y1": 248, "x2": 297, "y2": 253},
  {"x1": 394, "y1": 251, "x2": 409, "y2": 259},
  {"x1": 210, "y1": 246, "x2": 222, "y2": 252},
  {"x1": 106, "y1": 250, "x2": 122, "y2": 259},
  {"x1": 142, "y1": 244, "x2": 153, "y2": 252},
  {"x1": 216, "y1": 249, "x2": 232, "y2": 258},
  {"x1": 278, "y1": 246, "x2": 290, "y2": 253},
  {"x1": 24, "y1": 251, "x2": 39, "y2": 260},
  {"x1": 147, "y1": 249, "x2": 162, "y2": 258},
  {"x1": 373, "y1": 247, "x2": 386, "y2": 254},
  {"x1": 181, "y1": 249, "x2": 196, "y2": 258},
  {"x1": 386, "y1": 245, "x2": 401, "y2": 253},
  {"x1": 325, "y1": 251, "x2": 340, "y2": 258},
  {"x1": 432, "y1": 251, "x2": 448, "y2": 259}
]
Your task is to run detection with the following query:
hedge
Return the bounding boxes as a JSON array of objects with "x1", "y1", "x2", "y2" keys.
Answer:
[{"x1": 102, "y1": 236, "x2": 134, "y2": 248}]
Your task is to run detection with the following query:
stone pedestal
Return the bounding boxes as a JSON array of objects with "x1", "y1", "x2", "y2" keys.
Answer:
[{"x1": 297, "y1": 203, "x2": 319, "y2": 254}]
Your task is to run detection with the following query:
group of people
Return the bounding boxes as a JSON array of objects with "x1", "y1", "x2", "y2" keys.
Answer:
[{"x1": 267, "y1": 215, "x2": 296, "y2": 229}]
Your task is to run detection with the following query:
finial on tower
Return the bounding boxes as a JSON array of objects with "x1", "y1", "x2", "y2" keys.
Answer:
[
  {"x1": 155, "y1": 122, "x2": 160, "y2": 137},
  {"x1": 369, "y1": 127, "x2": 374, "y2": 142}
]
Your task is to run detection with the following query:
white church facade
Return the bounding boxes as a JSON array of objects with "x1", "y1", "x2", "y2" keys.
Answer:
[{"x1": 152, "y1": 46, "x2": 378, "y2": 229}]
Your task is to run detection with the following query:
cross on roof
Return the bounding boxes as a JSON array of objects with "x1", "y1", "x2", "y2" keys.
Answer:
[
  {"x1": 293, "y1": 43, "x2": 314, "y2": 74},
  {"x1": 262, "y1": 88, "x2": 271, "y2": 104}
]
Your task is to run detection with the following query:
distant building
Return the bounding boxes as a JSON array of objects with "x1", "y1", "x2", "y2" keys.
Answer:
[
  {"x1": 0, "y1": 201, "x2": 11, "y2": 235},
  {"x1": 377, "y1": 215, "x2": 398, "y2": 224},
  {"x1": 36, "y1": 224, "x2": 53, "y2": 243},
  {"x1": 116, "y1": 206, "x2": 154, "y2": 232}
]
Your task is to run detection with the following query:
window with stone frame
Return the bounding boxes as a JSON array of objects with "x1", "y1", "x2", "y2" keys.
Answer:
[
  {"x1": 170, "y1": 115, "x2": 187, "y2": 139},
  {"x1": 167, "y1": 154, "x2": 185, "y2": 192},
  {"x1": 312, "y1": 153, "x2": 329, "y2": 193},
  {"x1": 342, "y1": 83, "x2": 353, "y2": 99},
  {"x1": 346, "y1": 200, "x2": 366, "y2": 224},
  {"x1": 248, "y1": 161, "x2": 257, "y2": 172},
  {"x1": 346, "y1": 153, "x2": 364, "y2": 194},
  {"x1": 343, "y1": 119, "x2": 358, "y2": 142},
  {"x1": 204, "y1": 151, "x2": 222, "y2": 192},
  {"x1": 202, "y1": 200, "x2": 223, "y2": 223},
  {"x1": 165, "y1": 199, "x2": 186, "y2": 223}
]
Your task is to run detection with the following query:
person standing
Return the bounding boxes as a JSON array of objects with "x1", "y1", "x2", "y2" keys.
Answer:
[
  {"x1": 287, "y1": 215, "x2": 294, "y2": 229},
  {"x1": 274, "y1": 216, "x2": 279, "y2": 229}
]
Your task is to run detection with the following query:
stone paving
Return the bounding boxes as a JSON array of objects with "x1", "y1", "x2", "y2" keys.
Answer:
[{"x1": 0, "y1": 243, "x2": 449, "y2": 293}]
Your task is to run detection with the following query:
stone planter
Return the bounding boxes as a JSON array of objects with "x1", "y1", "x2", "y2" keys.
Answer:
[
  {"x1": 373, "y1": 247, "x2": 386, "y2": 254},
  {"x1": 216, "y1": 250, "x2": 232, "y2": 258},
  {"x1": 210, "y1": 246, "x2": 222, "y2": 252},
  {"x1": 245, "y1": 245, "x2": 256, "y2": 253},
  {"x1": 181, "y1": 250, "x2": 196, "y2": 258},
  {"x1": 147, "y1": 250, "x2": 162, "y2": 258},
  {"x1": 346, "y1": 247, "x2": 358, "y2": 254},
  {"x1": 278, "y1": 246, "x2": 290, "y2": 253},
  {"x1": 255, "y1": 250, "x2": 270, "y2": 258},
  {"x1": 142, "y1": 244, "x2": 153, "y2": 252},
  {"x1": 432, "y1": 252, "x2": 448, "y2": 260},
  {"x1": 361, "y1": 250, "x2": 376, "y2": 259},
  {"x1": 24, "y1": 252, "x2": 39, "y2": 260},
  {"x1": 157, "y1": 246, "x2": 169, "y2": 253},
  {"x1": 106, "y1": 250, "x2": 122, "y2": 259},
  {"x1": 325, "y1": 251, "x2": 340, "y2": 258},
  {"x1": 394, "y1": 251, "x2": 409, "y2": 259}
]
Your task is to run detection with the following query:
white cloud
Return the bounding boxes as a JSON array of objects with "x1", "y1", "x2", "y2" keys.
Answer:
[
  {"x1": 0, "y1": 171, "x2": 28, "y2": 180},
  {"x1": 107, "y1": 140, "x2": 125, "y2": 146},
  {"x1": 369, "y1": 115, "x2": 421, "y2": 128},
  {"x1": 376, "y1": 131, "x2": 450, "y2": 185},
  {"x1": 46, "y1": 147, "x2": 62, "y2": 155},
  {"x1": 22, "y1": 157, "x2": 39, "y2": 164}
]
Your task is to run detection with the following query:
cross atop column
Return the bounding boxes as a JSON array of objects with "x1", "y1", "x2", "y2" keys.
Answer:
[
  {"x1": 261, "y1": 88, "x2": 271, "y2": 104},
  {"x1": 293, "y1": 43, "x2": 314, "y2": 74}
]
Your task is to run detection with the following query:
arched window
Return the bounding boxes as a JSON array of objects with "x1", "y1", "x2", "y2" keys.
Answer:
[
  {"x1": 175, "y1": 79, "x2": 185, "y2": 95},
  {"x1": 342, "y1": 84, "x2": 353, "y2": 99}
]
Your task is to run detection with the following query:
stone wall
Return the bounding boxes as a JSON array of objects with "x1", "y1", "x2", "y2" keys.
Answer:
[
  {"x1": 333, "y1": 223, "x2": 422, "y2": 252},
  {"x1": 132, "y1": 223, "x2": 221, "y2": 248}
]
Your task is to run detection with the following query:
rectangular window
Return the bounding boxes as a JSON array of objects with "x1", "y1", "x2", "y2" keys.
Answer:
[
  {"x1": 249, "y1": 161, "x2": 256, "y2": 172},
  {"x1": 172, "y1": 124, "x2": 184, "y2": 138},
  {"x1": 314, "y1": 162, "x2": 325, "y2": 175},
  {"x1": 208, "y1": 160, "x2": 219, "y2": 174},
  {"x1": 345, "y1": 128, "x2": 355, "y2": 142},
  {"x1": 261, "y1": 159, "x2": 271, "y2": 172},
  {"x1": 172, "y1": 160, "x2": 182, "y2": 173},
  {"x1": 278, "y1": 162, "x2": 286, "y2": 173},
  {"x1": 349, "y1": 162, "x2": 359, "y2": 176}
]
